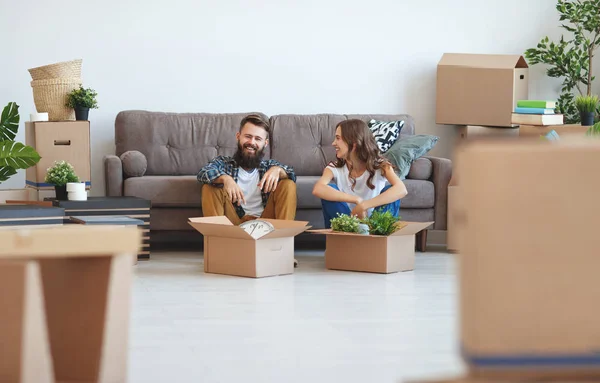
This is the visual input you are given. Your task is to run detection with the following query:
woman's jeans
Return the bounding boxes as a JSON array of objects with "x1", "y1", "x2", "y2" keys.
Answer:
[{"x1": 321, "y1": 183, "x2": 401, "y2": 229}]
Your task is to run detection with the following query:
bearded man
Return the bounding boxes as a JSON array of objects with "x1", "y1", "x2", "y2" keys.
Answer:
[{"x1": 197, "y1": 114, "x2": 297, "y2": 225}]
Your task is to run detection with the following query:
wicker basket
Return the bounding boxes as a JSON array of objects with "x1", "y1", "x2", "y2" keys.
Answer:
[
  {"x1": 28, "y1": 59, "x2": 82, "y2": 81},
  {"x1": 30, "y1": 78, "x2": 82, "y2": 121}
]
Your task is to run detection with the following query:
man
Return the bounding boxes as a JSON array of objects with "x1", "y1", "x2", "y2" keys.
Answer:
[{"x1": 197, "y1": 114, "x2": 297, "y2": 226}]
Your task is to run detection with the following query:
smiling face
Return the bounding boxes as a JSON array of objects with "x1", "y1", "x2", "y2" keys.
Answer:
[
  {"x1": 332, "y1": 126, "x2": 351, "y2": 160},
  {"x1": 234, "y1": 121, "x2": 269, "y2": 169}
]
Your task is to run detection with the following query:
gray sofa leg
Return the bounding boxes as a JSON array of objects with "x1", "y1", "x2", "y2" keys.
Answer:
[{"x1": 415, "y1": 230, "x2": 427, "y2": 252}]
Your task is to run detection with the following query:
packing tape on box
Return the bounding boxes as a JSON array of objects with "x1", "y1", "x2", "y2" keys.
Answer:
[
  {"x1": 30, "y1": 112, "x2": 48, "y2": 122},
  {"x1": 66, "y1": 182, "x2": 86, "y2": 193}
]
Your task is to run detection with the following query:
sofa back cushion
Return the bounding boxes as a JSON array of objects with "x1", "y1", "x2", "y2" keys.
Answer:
[
  {"x1": 269, "y1": 114, "x2": 415, "y2": 176},
  {"x1": 115, "y1": 111, "x2": 271, "y2": 175}
]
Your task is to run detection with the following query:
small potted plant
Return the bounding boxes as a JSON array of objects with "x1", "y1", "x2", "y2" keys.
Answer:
[
  {"x1": 575, "y1": 94, "x2": 599, "y2": 126},
  {"x1": 65, "y1": 85, "x2": 98, "y2": 121},
  {"x1": 44, "y1": 160, "x2": 79, "y2": 200}
]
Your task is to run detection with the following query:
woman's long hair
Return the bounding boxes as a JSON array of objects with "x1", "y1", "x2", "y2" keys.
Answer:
[{"x1": 329, "y1": 119, "x2": 392, "y2": 190}]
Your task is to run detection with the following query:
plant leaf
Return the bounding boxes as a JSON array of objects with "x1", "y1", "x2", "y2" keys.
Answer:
[
  {"x1": 0, "y1": 102, "x2": 19, "y2": 142},
  {"x1": 0, "y1": 141, "x2": 41, "y2": 169},
  {"x1": 0, "y1": 166, "x2": 17, "y2": 182}
]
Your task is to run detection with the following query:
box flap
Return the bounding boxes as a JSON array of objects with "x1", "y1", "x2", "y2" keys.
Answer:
[
  {"x1": 438, "y1": 53, "x2": 528, "y2": 69},
  {"x1": 188, "y1": 217, "x2": 254, "y2": 240},
  {"x1": 259, "y1": 225, "x2": 312, "y2": 240},
  {"x1": 390, "y1": 221, "x2": 434, "y2": 236},
  {"x1": 259, "y1": 218, "x2": 310, "y2": 229},
  {"x1": 189, "y1": 216, "x2": 234, "y2": 226}
]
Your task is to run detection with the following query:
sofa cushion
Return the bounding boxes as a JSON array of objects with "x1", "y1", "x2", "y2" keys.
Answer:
[
  {"x1": 270, "y1": 114, "x2": 416, "y2": 177},
  {"x1": 296, "y1": 176, "x2": 322, "y2": 209},
  {"x1": 120, "y1": 150, "x2": 147, "y2": 177},
  {"x1": 407, "y1": 157, "x2": 432, "y2": 180},
  {"x1": 269, "y1": 114, "x2": 345, "y2": 177},
  {"x1": 115, "y1": 111, "x2": 271, "y2": 176},
  {"x1": 124, "y1": 175, "x2": 201, "y2": 207},
  {"x1": 295, "y1": 176, "x2": 434, "y2": 210},
  {"x1": 401, "y1": 179, "x2": 435, "y2": 209}
]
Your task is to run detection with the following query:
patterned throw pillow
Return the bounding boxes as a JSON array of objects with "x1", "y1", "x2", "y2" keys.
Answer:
[{"x1": 368, "y1": 119, "x2": 404, "y2": 153}]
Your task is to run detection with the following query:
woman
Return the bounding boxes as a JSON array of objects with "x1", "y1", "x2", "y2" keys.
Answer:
[{"x1": 312, "y1": 119, "x2": 408, "y2": 228}]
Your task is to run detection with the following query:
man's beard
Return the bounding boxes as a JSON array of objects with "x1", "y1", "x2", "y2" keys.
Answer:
[{"x1": 233, "y1": 142, "x2": 265, "y2": 169}]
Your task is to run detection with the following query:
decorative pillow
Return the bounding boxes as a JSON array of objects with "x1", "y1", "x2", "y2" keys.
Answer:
[
  {"x1": 120, "y1": 150, "x2": 147, "y2": 177},
  {"x1": 407, "y1": 157, "x2": 433, "y2": 180},
  {"x1": 383, "y1": 135, "x2": 439, "y2": 179},
  {"x1": 368, "y1": 119, "x2": 404, "y2": 153}
]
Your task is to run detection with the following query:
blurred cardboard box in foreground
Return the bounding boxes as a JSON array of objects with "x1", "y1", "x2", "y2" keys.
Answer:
[{"x1": 453, "y1": 137, "x2": 600, "y2": 380}]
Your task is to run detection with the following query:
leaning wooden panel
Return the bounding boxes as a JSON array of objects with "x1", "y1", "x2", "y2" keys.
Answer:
[
  {"x1": 0, "y1": 225, "x2": 140, "y2": 383},
  {"x1": 0, "y1": 260, "x2": 54, "y2": 383}
]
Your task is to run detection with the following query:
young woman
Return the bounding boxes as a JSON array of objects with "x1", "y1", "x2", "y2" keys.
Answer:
[{"x1": 312, "y1": 119, "x2": 408, "y2": 228}]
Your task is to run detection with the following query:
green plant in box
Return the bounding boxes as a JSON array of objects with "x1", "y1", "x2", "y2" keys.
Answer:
[
  {"x1": 0, "y1": 102, "x2": 41, "y2": 183},
  {"x1": 44, "y1": 160, "x2": 79, "y2": 187},
  {"x1": 362, "y1": 210, "x2": 401, "y2": 236},
  {"x1": 330, "y1": 213, "x2": 361, "y2": 233}
]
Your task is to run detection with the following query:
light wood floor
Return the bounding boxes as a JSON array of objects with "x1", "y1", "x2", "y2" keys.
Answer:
[{"x1": 128, "y1": 248, "x2": 465, "y2": 383}]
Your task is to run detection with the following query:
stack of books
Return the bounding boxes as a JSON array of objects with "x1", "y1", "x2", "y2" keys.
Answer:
[{"x1": 511, "y1": 100, "x2": 563, "y2": 125}]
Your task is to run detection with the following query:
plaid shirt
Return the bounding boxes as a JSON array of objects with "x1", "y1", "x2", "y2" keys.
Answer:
[{"x1": 197, "y1": 155, "x2": 296, "y2": 218}]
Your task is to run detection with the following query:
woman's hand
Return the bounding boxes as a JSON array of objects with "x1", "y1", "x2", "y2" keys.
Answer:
[{"x1": 351, "y1": 199, "x2": 368, "y2": 219}]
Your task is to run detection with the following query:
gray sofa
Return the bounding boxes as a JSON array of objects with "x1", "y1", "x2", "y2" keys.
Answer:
[{"x1": 104, "y1": 111, "x2": 452, "y2": 249}]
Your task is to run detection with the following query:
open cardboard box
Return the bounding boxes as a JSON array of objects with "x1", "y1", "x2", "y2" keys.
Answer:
[
  {"x1": 188, "y1": 216, "x2": 311, "y2": 278},
  {"x1": 309, "y1": 221, "x2": 433, "y2": 274}
]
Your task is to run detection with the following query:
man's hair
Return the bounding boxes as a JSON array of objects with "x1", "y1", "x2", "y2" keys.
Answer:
[{"x1": 240, "y1": 114, "x2": 270, "y2": 135}]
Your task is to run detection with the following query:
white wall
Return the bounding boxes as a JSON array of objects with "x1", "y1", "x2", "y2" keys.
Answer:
[{"x1": 0, "y1": 0, "x2": 574, "y2": 194}]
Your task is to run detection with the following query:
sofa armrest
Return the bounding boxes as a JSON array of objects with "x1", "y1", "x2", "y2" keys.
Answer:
[
  {"x1": 423, "y1": 156, "x2": 452, "y2": 230},
  {"x1": 104, "y1": 155, "x2": 124, "y2": 196}
]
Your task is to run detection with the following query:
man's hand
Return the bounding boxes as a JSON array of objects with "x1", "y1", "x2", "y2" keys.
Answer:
[
  {"x1": 258, "y1": 166, "x2": 282, "y2": 193},
  {"x1": 351, "y1": 198, "x2": 368, "y2": 219},
  {"x1": 223, "y1": 176, "x2": 246, "y2": 205}
]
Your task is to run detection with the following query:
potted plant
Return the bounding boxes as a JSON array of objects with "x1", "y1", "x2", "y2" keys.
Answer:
[
  {"x1": 66, "y1": 86, "x2": 98, "y2": 121},
  {"x1": 575, "y1": 95, "x2": 599, "y2": 126},
  {"x1": 525, "y1": 0, "x2": 600, "y2": 124},
  {"x1": 44, "y1": 160, "x2": 79, "y2": 200},
  {"x1": 0, "y1": 101, "x2": 41, "y2": 185}
]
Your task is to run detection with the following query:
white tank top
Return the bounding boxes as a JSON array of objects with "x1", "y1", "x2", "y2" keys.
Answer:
[{"x1": 327, "y1": 163, "x2": 388, "y2": 216}]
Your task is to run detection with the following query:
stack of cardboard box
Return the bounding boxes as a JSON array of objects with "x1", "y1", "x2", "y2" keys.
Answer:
[
  {"x1": 412, "y1": 136, "x2": 600, "y2": 383},
  {"x1": 25, "y1": 120, "x2": 92, "y2": 200},
  {"x1": 436, "y1": 53, "x2": 528, "y2": 142}
]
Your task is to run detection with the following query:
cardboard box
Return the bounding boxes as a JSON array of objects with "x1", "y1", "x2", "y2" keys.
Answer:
[
  {"x1": 0, "y1": 260, "x2": 54, "y2": 383},
  {"x1": 436, "y1": 53, "x2": 528, "y2": 127},
  {"x1": 455, "y1": 138, "x2": 600, "y2": 379},
  {"x1": 25, "y1": 121, "x2": 91, "y2": 190},
  {"x1": 458, "y1": 126, "x2": 519, "y2": 140},
  {"x1": 519, "y1": 123, "x2": 589, "y2": 137},
  {"x1": 310, "y1": 221, "x2": 433, "y2": 273},
  {"x1": 188, "y1": 216, "x2": 310, "y2": 278},
  {"x1": 446, "y1": 185, "x2": 460, "y2": 252},
  {"x1": 0, "y1": 225, "x2": 141, "y2": 383}
]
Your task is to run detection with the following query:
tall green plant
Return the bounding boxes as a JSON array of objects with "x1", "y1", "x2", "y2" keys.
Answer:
[
  {"x1": 524, "y1": 0, "x2": 600, "y2": 123},
  {"x1": 0, "y1": 102, "x2": 41, "y2": 183}
]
